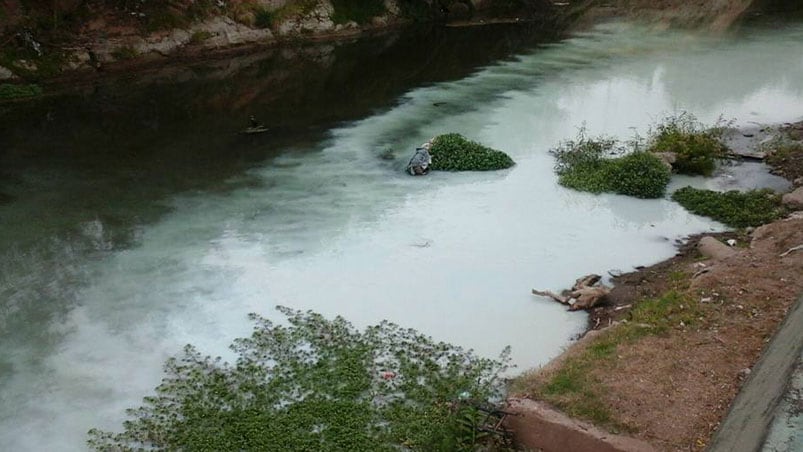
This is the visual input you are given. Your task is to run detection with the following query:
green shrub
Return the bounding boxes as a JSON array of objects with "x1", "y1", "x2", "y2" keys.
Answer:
[
  {"x1": 552, "y1": 130, "x2": 619, "y2": 194},
  {"x1": 254, "y1": 8, "x2": 275, "y2": 28},
  {"x1": 87, "y1": 308, "x2": 510, "y2": 451},
  {"x1": 552, "y1": 130, "x2": 670, "y2": 199},
  {"x1": 331, "y1": 0, "x2": 386, "y2": 24},
  {"x1": 0, "y1": 83, "x2": 42, "y2": 100},
  {"x1": 429, "y1": 133, "x2": 515, "y2": 171},
  {"x1": 671, "y1": 187, "x2": 785, "y2": 228},
  {"x1": 646, "y1": 113, "x2": 726, "y2": 176},
  {"x1": 111, "y1": 46, "x2": 139, "y2": 61},
  {"x1": 608, "y1": 152, "x2": 672, "y2": 199}
]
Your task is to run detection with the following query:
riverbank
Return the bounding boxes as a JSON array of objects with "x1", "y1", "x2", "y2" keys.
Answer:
[
  {"x1": 2, "y1": 0, "x2": 802, "y2": 96},
  {"x1": 0, "y1": 0, "x2": 556, "y2": 89},
  {"x1": 510, "y1": 122, "x2": 803, "y2": 451}
]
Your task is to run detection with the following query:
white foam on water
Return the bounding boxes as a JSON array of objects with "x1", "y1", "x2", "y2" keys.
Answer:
[{"x1": 2, "y1": 21, "x2": 803, "y2": 450}]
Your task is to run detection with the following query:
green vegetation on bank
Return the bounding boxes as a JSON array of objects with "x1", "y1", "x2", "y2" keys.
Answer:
[
  {"x1": 429, "y1": 133, "x2": 515, "y2": 171},
  {"x1": 518, "y1": 290, "x2": 699, "y2": 430},
  {"x1": 88, "y1": 308, "x2": 511, "y2": 451},
  {"x1": 331, "y1": 0, "x2": 387, "y2": 24},
  {"x1": 671, "y1": 187, "x2": 786, "y2": 228},
  {"x1": 646, "y1": 113, "x2": 726, "y2": 176},
  {"x1": 551, "y1": 129, "x2": 670, "y2": 199},
  {"x1": 110, "y1": 46, "x2": 138, "y2": 61},
  {"x1": 0, "y1": 83, "x2": 42, "y2": 100}
]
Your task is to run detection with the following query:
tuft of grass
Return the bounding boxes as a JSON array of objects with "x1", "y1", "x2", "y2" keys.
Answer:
[
  {"x1": 331, "y1": 0, "x2": 386, "y2": 24},
  {"x1": 765, "y1": 141, "x2": 803, "y2": 181},
  {"x1": 429, "y1": 133, "x2": 515, "y2": 171},
  {"x1": 111, "y1": 46, "x2": 139, "y2": 61},
  {"x1": 646, "y1": 113, "x2": 727, "y2": 176},
  {"x1": 0, "y1": 83, "x2": 43, "y2": 100},
  {"x1": 189, "y1": 30, "x2": 213, "y2": 44},
  {"x1": 542, "y1": 359, "x2": 614, "y2": 425},
  {"x1": 766, "y1": 141, "x2": 803, "y2": 164},
  {"x1": 552, "y1": 129, "x2": 670, "y2": 199},
  {"x1": 253, "y1": 8, "x2": 275, "y2": 29},
  {"x1": 671, "y1": 187, "x2": 786, "y2": 228}
]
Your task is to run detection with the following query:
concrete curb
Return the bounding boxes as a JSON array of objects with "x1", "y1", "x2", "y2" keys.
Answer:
[
  {"x1": 505, "y1": 398, "x2": 656, "y2": 452},
  {"x1": 708, "y1": 294, "x2": 803, "y2": 452}
]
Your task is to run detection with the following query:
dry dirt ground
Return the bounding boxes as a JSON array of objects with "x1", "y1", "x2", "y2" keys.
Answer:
[
  {"x1": 598, "y1": 216, "x2": 803, "y2": 451},
  {"x1": 515, "y1": 122, "x2": 803, "y2": 451}
]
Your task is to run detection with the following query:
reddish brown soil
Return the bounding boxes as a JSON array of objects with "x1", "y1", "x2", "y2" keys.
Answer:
[{"x1": 594, "y1": 215, "x2": 803, "y2": 451}]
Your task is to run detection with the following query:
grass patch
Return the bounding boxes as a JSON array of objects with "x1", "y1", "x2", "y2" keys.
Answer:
[
  {"x1": 253, "y1": 8, "x2": 275, "y2": 28},
  {"x1": 111, "y1": 46, "x2": 139, "y2": 61},
  {"x1": 671, "y1": 187, "x2": 786, "y2": 228},
  {"x1": 0, "y1": 83, "x2": 42, "y2": 100},
  {"x1": 766, "y1": 141, "x2": 803, "y2": 165},
  {"x1": 765, "y1": 140, "x2": 803, "y2": 181},
  {"x1": 629, "y1": 290, "x2": 701, "y2": 333},
  {"x1": 1, "y1": 45, "x2": 66, "y2": 79},
  {"x1": 189, "y1": 30, "x2": 213, "y2": 44},
  {"x1": 331, "y1": 0, "x2": 386, "y2": 24},
  {"x1": 552, "y1": 129, "x2": 670, "y2": 199},
  {"x1": 429, "y1": 133, "x2": 515, "y2": 171},
  {"x1": 646, "y1": 112, "x2": 727, "y2": 176},
  {"x1": 522, "y1": 290, "x2": 698, "y2": 430}
]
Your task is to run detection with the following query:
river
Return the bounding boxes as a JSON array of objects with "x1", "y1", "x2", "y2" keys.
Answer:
[{"x1": 1, "y1": 18, "x2": 801, "y2": 451}]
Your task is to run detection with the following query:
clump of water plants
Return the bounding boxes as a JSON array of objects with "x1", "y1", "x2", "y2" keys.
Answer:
[
  {"x1": 646, "y1": 112, "x2": 727, "y2": 176},
  {"x1": 671, "y1": 187, "x2": 786, "y2": 228},
  {"x1": 429, "y1": 133, "x2": 515, "y2": 171},
  {"x1": 552, "y1": 129, "x2": 671, "y2": 199},
  {"x1": 0, "y1": 83, "x2": 42, "y2": 100},
  {"x1": 87, "y1": 307, "x2": 511, "y2": 451}
]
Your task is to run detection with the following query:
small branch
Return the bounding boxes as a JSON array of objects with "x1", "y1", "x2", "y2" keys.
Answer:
[
  {"x1": 780, "y1": 244, "x2": 803, "y2": 257},
  {"x1": 533, "y1": 274, "x2": 610, "y2": 311},
  {"x1": 531, "y1": 289, "x2": 569, "y2": 305}
]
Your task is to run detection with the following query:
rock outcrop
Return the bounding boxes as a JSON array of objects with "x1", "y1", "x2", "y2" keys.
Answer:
[
  {"x1": 782, "y1": 187, "x2": 803, "y2": 210},
  {"x1": 698, "y1": 236, "x2": 737, "y2": 260}
]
